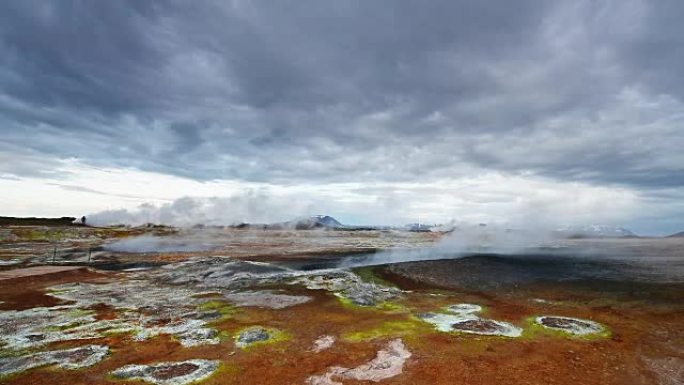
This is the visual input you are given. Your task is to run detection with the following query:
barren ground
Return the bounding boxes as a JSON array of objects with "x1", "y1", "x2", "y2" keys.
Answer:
[{"x1": 0, "y1": 226, "x2": 682, "y2": 385}]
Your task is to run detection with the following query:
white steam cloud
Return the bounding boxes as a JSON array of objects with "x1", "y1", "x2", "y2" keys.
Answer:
[
  {"x1": 88, "y1": 190, "x2": 316, "y2": 227},
  {"x1": 85, "y1": 173, "x2": 641, "y2": 230}
]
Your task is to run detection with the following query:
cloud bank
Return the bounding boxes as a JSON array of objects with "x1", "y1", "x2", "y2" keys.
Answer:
[
  {"x1": 86, "y1": 173, "x2": 641, "y2": 229},
  {"x1": 0, "y1": 1, "x2": 683, "y2": 234}
]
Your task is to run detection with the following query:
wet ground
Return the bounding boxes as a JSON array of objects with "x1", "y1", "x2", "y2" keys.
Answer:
[{"x1": 0, "y1": 228, "x2": 682, "y2": 385}]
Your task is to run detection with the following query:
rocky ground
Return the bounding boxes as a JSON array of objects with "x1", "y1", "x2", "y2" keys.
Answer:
[
  {"x1": 0, "y1": 226, "x2": 440, "y2": 268},
  {"x1": 0, "y1": 227, "x2": 682, "y2": 384}
]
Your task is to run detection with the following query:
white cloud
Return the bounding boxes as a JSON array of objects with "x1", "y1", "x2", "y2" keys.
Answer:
[
  {"x1": 0, "y1": 1, "x2": 683, "y2": 235},
  {"x1": 0, "y1": 157, "x2": 644, "y2": 229}
]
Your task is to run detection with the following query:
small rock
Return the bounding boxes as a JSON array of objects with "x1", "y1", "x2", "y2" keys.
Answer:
[
  {"x1": 310, "y1": 335, "x2": 336, "y2": 353},
  {"x1": 347, "y1": 293, "x2": 376, "y2": 306},
  {"x1": 177, "y1": 327, "x2": 219, "y2": 347},
  {"x1": 235, "y1": 326, "x2": 272, "y2": 348},
  {"x1": 535, "y1": 316, "x2": 605, "y2": 336}
]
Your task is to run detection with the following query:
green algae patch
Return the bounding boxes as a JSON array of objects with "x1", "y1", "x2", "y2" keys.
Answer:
[
  {"x1": 199, "y1": 300, "x2": 237, "y2": 321},
  {"x1": 0, "y1": 370, "x2": 20, "y2": 382},
  {"x1": 342, "y1": 319, "x2": 427, "y2": 342},
  {"x1": 45, "y1": 287, "x2": 73, "y2": 295},
  {"x1": 66, "y1": 308, "x2": 95, "y2": 318},
  {"x1": 522, "y1": 316, "x2": 611, "y2": 340},
  {"x1": 334, "y1": 294, "x2": 356, "y2": 308},
  {"x1": 333, "y1": 293, "x2": 371, "y2": 310},
  {"x1": 376, "y1": 301, "x2": 409, "y2": 313},
  {"x1": 191, "y1": 291, "x2": 223, "y2": 299},
  {"x1": 12, "y1": 228, "x2": 79, "y2": 242},
  {"x1": 199, "y1": 300, "x2": 231, "y2": 311},
  {"x1": 233, "y1": 326, "x2": 290, "y2": 350},
  {"x1": 334, "y1": 294, "x2": 408, "y2": 314},
  {"x1": 101, "y1": 327, "x2": 135, "y2": 337},
  {"x1": 0, "y1": 347, "x2": 33, "y2": 359},
  {"x1": 217, "y1": 330, "x2": 233, "y2": 342},
  {"x1": 352, "y1": 266, "x2": 396, "y2": 288},
  {"x1": 208, "y1": 362, "x2": 241, "y2": 382}
]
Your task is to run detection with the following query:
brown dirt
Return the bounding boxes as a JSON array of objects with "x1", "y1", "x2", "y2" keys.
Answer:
[
  {"x1": 87, "y1": 303, "x2": 120, "y2": 321},
  {"x1": 1, "y1": 232, "x2": 682, "y2": 385},
  {"x1": 452, "y1": 319, "x2": 503, "y2": 333},
  {"x1": 0, "y1": 266, "x2": 87, "y2": 281},
  {"x1": 3, "y1": 275, "x2": 683, "y2": 385},
  {"x1": 152, "y1": 363, "x2": 200, "y2": 380},
  {"x1": 0, "y1": 268, "x2": 106, "y2": 310}
]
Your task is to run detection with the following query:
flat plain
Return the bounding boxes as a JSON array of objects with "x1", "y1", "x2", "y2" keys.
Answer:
[{"x1": 0, "y1": 226, "x2": 682, "y2": 385}]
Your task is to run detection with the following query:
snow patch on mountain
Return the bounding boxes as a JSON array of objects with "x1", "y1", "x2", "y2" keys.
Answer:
[{"x1": 554, "y1": 225, "x2": 636, "y2": 238}]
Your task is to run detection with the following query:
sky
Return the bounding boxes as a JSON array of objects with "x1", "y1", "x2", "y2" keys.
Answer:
[{"x1": 0, "y1": 1, "x2": 683, "y2": 235}]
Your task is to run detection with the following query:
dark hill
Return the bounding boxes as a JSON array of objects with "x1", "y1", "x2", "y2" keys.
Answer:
[
  {"x1": 232, "y1": 215, "x2": 345, "y2": 230},
  {"x1": 0, "y1": 216, "x2": 77, "y2": 226},
  {"x1": 285, "y1": 215, "x2": 345, "y2": 230}
]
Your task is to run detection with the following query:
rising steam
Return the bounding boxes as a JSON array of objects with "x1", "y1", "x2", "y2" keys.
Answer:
[{"x1": 88, "y1": 191, "x2": 316, "y2": 227}]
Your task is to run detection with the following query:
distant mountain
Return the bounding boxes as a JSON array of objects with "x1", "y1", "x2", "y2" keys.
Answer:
[
  {"x1": 311, "y1": 215, "x2": 343, "y2": 228},
  {"x1": 287, "y1": 215, "x2": 344, "y2": 230},
  {"x1": 233, "y1": 215, "x2": 345, "y2": 230},
  {"x1": 554, "y1": 225, "x2": 637, "y2": 239},
  {"x1": 666, "y1": 231, "x2": 684, "y2": 238}
]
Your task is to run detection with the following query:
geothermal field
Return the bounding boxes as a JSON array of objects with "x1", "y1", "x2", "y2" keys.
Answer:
[
  {"x1": 3, "y1": 1, "x2": 683, "y2": 384},
  {"x1": 0, "y1": 225, "x2": 682, "y2": 385}
]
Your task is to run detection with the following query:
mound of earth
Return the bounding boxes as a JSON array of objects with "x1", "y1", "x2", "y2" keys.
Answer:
[
  {"x1": 235, "y1": 326, "x2": 279, "y2": 348},
  {"x1": 535, "y1": 316, "x2": 605, "y2": 335},
  {"x1": 0, "y1": 345, "x2": 108, "y2": 376},
  {"x1": 111, "y1": 359, "x2": 219, "y2": 385},
  {"x1": 418, "y1": 303, "x2": 523, "y2": 337},
  {"x1": 451, "y1": 319, "x2": 518, "y2": 335}
]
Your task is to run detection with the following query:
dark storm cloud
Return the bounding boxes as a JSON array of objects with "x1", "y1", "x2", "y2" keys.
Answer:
[
  {"x1": 0, "y1": 0, "x2": 683, "y2": 188},
  {"x1": 615, "y1": 1, "x2": 684, "y2": 100}
]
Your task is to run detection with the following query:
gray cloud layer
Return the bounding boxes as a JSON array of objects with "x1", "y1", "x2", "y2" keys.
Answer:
[{"x1": 1, "y1": 1, "x2": 683, "y2": 189}]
